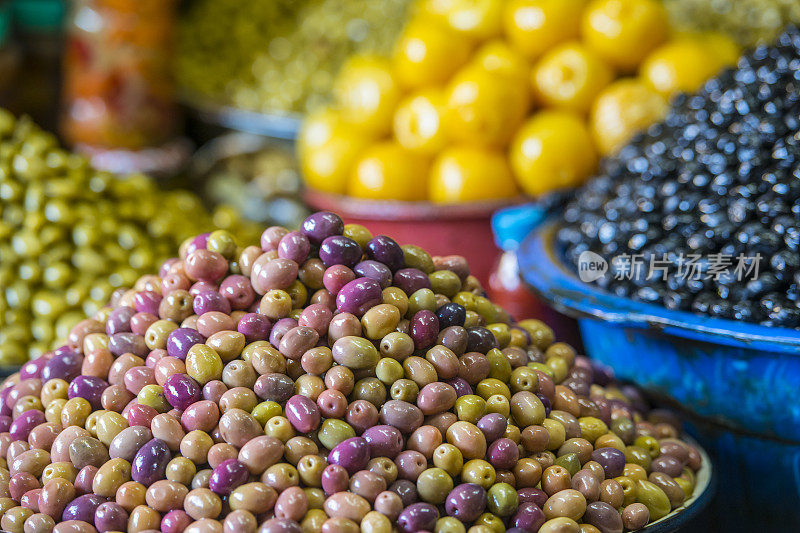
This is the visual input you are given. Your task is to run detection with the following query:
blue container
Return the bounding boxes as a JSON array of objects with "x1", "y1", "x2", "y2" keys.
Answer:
[{"x1": 515, "y1": 219, "x2": 800, "y2": 531}]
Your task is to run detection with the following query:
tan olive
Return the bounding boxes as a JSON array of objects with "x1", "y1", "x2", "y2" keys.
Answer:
[
  {"x1": 92, "y1": 458, "x2": 131, "y2": 498},
  {"x1": 229, "y1": 482, "x2": 278, "y2": 514}
]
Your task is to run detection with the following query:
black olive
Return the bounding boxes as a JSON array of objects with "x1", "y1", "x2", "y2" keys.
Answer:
[{"x1": 557, "y1": 26, "x2": 800, "y2": 328}]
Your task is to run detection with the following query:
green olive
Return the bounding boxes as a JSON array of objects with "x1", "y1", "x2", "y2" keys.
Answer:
[
  {"x1": 428, "y1": 270, "x2": 461, "y2": 298},
  {"x1": 455, "y1": 395, "x2": 487, "y2": 424},
  {"x1": 432, "y1": 444, "x2": 463, "y2": 477},
  {"x1": 487, "y1": 482, "x2": 518, "y2": 517},
  {"x1": 635, "y1": 479, "x2": 671, "y2": 521},
  {"x1": 554, "y1": 452, "x2": 581, "y2": 477},
  {"x1": 317, "y1": 419, "x2": 356, "y2": 450},
  {"x1": 407, "y1": 289, "x2": 437, "y2": 317},
  {"x1": 403, "y1": 245, "x2": 435, "y2": 273},
  {"x1": 416, "y1": 468, "x2": 454, "y2": 504},
  {"x1": 486, "y1": 349, "x2": 512, "y2": 383}
]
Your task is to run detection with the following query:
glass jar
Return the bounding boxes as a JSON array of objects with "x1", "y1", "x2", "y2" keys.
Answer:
[
  {"x1": 10, "y1": 0, "x2": 65, "y2": 130},
  {"x1": 0, "y1": 1, "x2": 19, "y2": 108},
  {"x1": 61, "y1": 0, "x2": 179, "y2": 150}
]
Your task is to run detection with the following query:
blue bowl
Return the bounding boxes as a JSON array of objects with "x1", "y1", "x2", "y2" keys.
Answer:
[
  {"x1": 516, "y1": 219, "x2": 800, "y2": 531},
  {"x1": 517, "y1": 219, "x2": 800, "y2": 441}
]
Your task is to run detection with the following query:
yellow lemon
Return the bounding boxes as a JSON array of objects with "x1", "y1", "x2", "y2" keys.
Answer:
[
  {"x1": 582, "y1": 0, "x2": 669, "y2": 72},
  {"x1": 348, "y1": 142, "x2": 431, "y2": 201},
  {"x1": 429, "y1": 146, "x2": 518, "y2": 203},
  {"x1": 510, "y1": 110, "x2": 598, "y2": 196},
  {"x1": 333, "y1": 55, "x2": 401, "y2": 135},
  {"x1": 532, "y1": 41, "x2": 614, "y2": 113},
  {"x1": 502, "y1": 0, "x2": 587, "y2": 61},
  {"x1": 590, "y1": 78, "x2": 668, "y2": 155},
  {"x1": 393, "y1": 89, "x2": 448, "y2": 155}
]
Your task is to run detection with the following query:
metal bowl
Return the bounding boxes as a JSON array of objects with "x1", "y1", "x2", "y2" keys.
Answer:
[{"x1": 182, "y1": 93, "x2": 301, "y2": 140}]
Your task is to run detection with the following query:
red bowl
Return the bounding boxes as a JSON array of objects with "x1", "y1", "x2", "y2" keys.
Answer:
[
  {"x1": 304, "y1": 189, "x2": 581, "y2": 344},
  {"x1": 303, "y1": 190, "x2": 520, "y2": 285}
]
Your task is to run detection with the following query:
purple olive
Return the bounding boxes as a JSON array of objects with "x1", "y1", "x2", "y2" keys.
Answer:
[
  {"x1": 278, "y1": 231, "x2": 311, "y2": 264},
  {"x1": 477, "y1": 413, "x2": 508, "y2": 443},
  {"x1": 208, "y1": 459, "x2": 250, "y2": 495},
  {"x1": 327, "y1": 437, "x2": 371, "y2": 475},
  {"x1": 321, "y1": 464, "x2": 350, "y2": 495},
  {"x1": 131, "y1": 438, "x2": 171, "y2": 486},
  {"x1": 365, "y1": 235, "x2": 405, "y2": 272},
  {"x1": 410, "y1": 310, "x2": 439, "y2": 350},
  {"x1": 591, "y1": 447, "x2": 626, "y2": 479},
  {"x1": 62, "y1": 493, "x2": 107, "y2": 523},
  {"x1": 517, "y1": 488, "x2": 548, "y2": 508},
  {"x1": 486, "y1": 438, "x2": 519, "y2": 470},
  {"x1": 19, "y1": 356, "x2": 46, "y2": 380},
  {"x1": 258, "y1": 517, "x2": 303, "y2": 533},
  {"x1": 319, "y1": 235, "x2": 363, "y2": 268},
  {"x1": 192, "y1": 290, "x2": 231, "y2": 315},
  {"x1": 106, "y1": 306, "x2": 135, "y2": 335},
  {"x1": 301, "y1": 211, "x2": 344, "y2": 245},
  {"x1": 353, "y1": 260, "x2": 393, "y2": 289},
  {"x1": 237, "y1": 313, "x2": 272, "y2": 343},
  {"x1": 393, "y1": 268, "x2": 432, "y2": 295},
  {"x1": 651, "y1": 455, "x2": 684, "y2": 478},
  {"x1": 284, "y1": 395, "x2": 321, "y2": 433},
  {"x1": 186, "y1": 233, "x2": 210, "y2": 253},
  {"x1": 445, "y1": 483, "x2": 487, "y2": 522},
  {"x1": 163, "y1": 373, "x2": 201, "y2": 411},
  {"x1": 509, "y1": 502, "x2": 546, "y2": 532},
  {"x1": 108, "y1": 332, "x2": 148, "y2": 358},
  {"x1": 134, "y1": 291, "x2": 162, "y2": 315},
  {"x1": 446, "y1": 378, "x2": 473, "y2": 397},
  {"x1": 269, "y1": 318, "x2": 299, "y2": 349},
  {"x1": 94, "y1": 502, "x2": 129, "y2": 532},
  {"x1": 68, "y1": 376, "x2": 108, "y2": 410},
  {"x1": 397, "y1": 502, "x2": 438, "y2": 533},
  {"x1": 9, "y1": 410, "x2": 45, "y2": 442},
  {"x1": 390, "y1": 479, "x2": 419, "y2": 507},
  {"x1": 42, "y1": 350, "x2": 83, "y2": 382},
  {"x1": 336, "y1": 278, "x2": 383, "y2": 317},
  {"x1": 166, "y1": 328, "x2": 205, "y2": 360},
  {"x1": 584, "y1": 501, "x2": 624, "y2": 533},
  {"x1": 362, "y1": 425, "x2": 404, "y2": 459}
]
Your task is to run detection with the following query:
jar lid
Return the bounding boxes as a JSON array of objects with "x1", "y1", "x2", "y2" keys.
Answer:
[{"x1": 12, "y1": 0, "x2": 65, "y2": 33}]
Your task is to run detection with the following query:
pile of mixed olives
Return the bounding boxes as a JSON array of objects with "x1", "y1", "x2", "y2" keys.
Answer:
[
  {"x1": 0, "y1": 211, "x2": 702, "y2": 533},
  {"x1": 559, "y1": 26, "x2": 800, "y2": 327},
  {"x1": 0, "y1": 111, "x2": 260, "y2": 364}
]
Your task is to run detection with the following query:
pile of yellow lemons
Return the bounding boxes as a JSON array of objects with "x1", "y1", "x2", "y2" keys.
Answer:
[{"x1": 299, "y1": 0, "x2": 739, "y2": 203}]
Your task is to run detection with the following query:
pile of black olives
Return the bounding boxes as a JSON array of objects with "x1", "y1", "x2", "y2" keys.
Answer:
[{"x1": 559, "y1": 26, "x2": 800, "y2": 327}]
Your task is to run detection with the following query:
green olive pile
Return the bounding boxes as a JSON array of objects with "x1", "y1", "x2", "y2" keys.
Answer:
[
  {"x1": 0, "y1": 111, "x2": 260, "y2": 365},
  {"x1": 177, "y1": 0, "x2": 411, "y2": 114},
  {"x1": 0, "y1": 211, "x2": 704, "y2": 533},
  {"x1": 666, "y1": 0, "x2": 800, "y2": 47}
]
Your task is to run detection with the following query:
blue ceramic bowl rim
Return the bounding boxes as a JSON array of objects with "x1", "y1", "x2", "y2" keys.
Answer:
[{"x1": 518, "y1": 219, "x2": 800, "y2": 354}]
